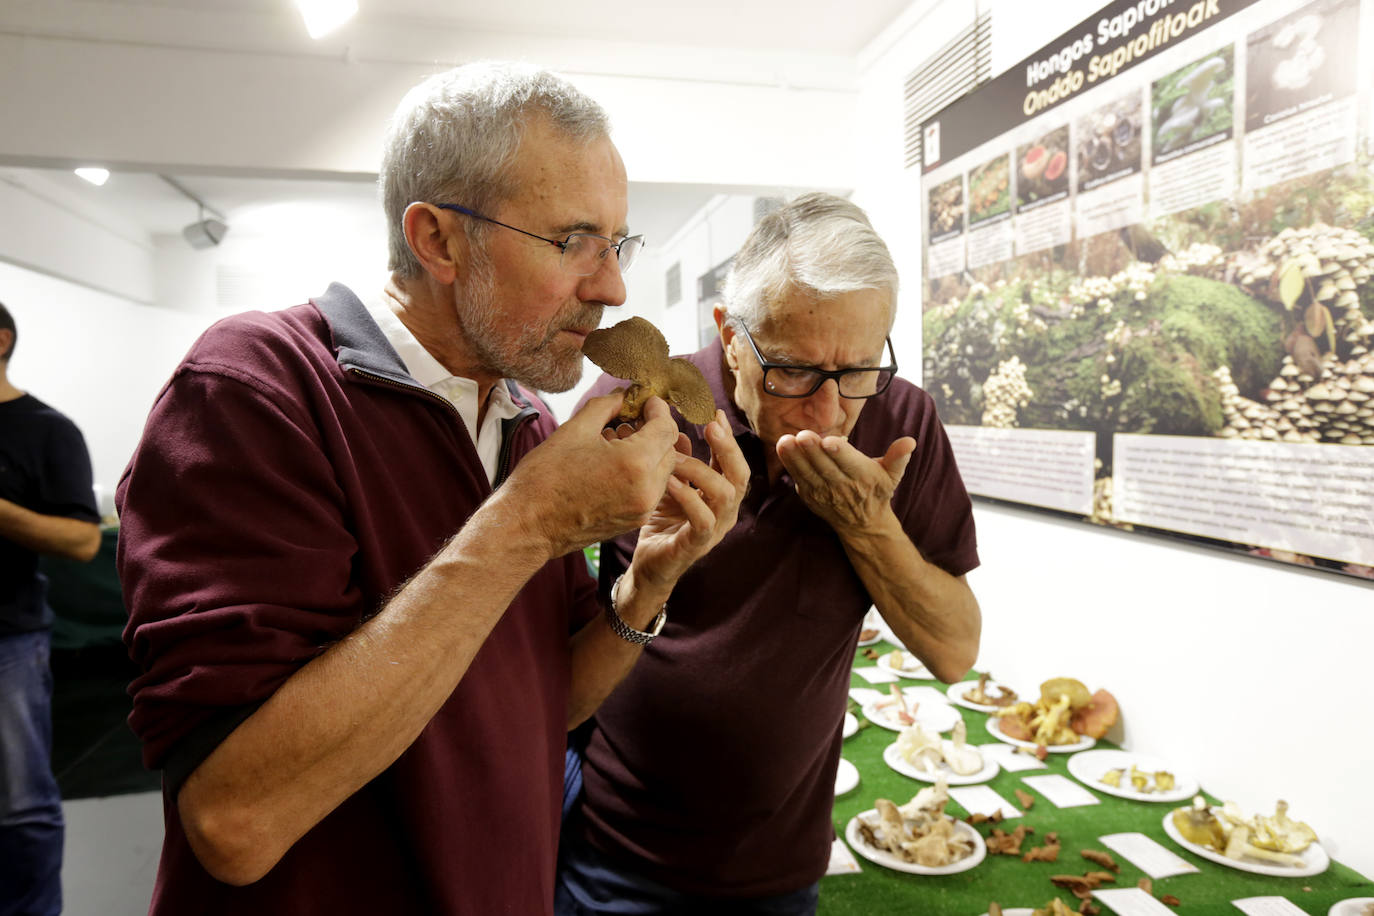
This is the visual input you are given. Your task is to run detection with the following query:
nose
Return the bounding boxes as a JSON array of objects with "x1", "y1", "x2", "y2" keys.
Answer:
[
  {"x1": 802, "y1": 378, "x2": 847, "y2": 430},
  {"x1": 579, "y1": 249, "x2": 627, "y2": 308}
]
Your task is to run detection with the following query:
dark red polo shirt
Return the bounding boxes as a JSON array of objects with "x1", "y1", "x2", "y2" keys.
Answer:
[
  {"x1": 574, "y1": 338, "x2": 979, "y2": 896},
  {"x1": 118, "y1": 284, "x2": 598, "y2": 915}
]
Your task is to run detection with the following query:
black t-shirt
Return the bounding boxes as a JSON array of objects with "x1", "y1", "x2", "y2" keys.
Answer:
[{"x1": 0, "y1": 394, "x2": 99, "y2": 635}]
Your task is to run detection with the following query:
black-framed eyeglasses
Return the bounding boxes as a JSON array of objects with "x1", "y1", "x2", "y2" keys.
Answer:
[
  {"x1": 737, "y1": 323, "x2": 897, "y2": 399},
  {"x1": 433, "y1": 204, "x2": 644, "y2": 277}
]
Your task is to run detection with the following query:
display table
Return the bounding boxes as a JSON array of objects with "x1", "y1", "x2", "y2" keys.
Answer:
[{"x1": 819, "y1": 644, "x2": 1372, "y2": 915}]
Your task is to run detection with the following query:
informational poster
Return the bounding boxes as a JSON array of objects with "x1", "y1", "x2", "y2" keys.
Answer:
[{"x1": 920, "y1": 0, "x2": 1374, "y2": 579}]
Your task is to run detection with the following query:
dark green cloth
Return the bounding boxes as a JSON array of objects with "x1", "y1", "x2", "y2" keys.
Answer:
[
  {"x1": 820, "y1": 645, "x2": 1372, "y2": 915},
  {"x1": 41, "y1": 527, "x2": 124, "y2": 650}
]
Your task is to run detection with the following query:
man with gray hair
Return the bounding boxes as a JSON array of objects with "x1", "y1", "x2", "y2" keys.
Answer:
[
  {"x1": 116, "y1": 62, "x2": 746, "y2": 915},
  {"x1": 563, "y1": 192, "x2": 981, "y2": 914}
]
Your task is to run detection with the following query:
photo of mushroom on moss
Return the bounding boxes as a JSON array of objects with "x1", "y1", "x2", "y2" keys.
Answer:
[
  {"x1": 1150, "y1": 44, "x2": 1235, "y2": 160},
  {"x1": 1244, "y1": 0, "x2": 1359, "y2": 133},
  {"x1": 928, "y1": 175, "x2": 965, "y2": 239},
  {"x1": 1015, "y1": 125, "x2": 1069, "y2": 208},
  {"x1": 1076, "y1": 94, "x2": 1143, "y2": 192},
  {"x1": 921, "y1": 156, "x2": 1374, "y2": 577},
  {"x1": 968, "y1": 154, "x2": 1011, "y2": 223}
]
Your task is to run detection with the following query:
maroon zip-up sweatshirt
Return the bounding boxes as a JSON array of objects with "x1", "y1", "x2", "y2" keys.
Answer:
[{"x1": 117, "y1": 282, "x2": 597, "y2": 915}]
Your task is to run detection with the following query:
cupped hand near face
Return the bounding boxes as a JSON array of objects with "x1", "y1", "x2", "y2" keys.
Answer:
[
  {"x1": 502, "y1": 391, "x2": 682, "y2": 558},
  {"x1": 775, "y1": 430, "x2": 916, "y2": 534}
]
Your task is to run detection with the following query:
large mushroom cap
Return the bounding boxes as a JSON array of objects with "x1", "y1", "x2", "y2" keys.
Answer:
[
  {"x1": 582, "y1": 316, "x2": 668, "y2": 381},
  {"x1": 665, "y1": 359, "x2": 715, "y2": 424},
  {"x1": 581, "y1": 316, "x2": 715, "y2": 424},
  {"x1": 1039, "y1": 677, "x2": 1092, "y2": 709}
]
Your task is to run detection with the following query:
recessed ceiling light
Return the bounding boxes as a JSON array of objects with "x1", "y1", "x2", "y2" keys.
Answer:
[
  {"x1": 74, "y1": 167, "x2": 110, "y2": 186},
  {"x1": 295, "y1": 0, "x2": 358, "y2": 39}
]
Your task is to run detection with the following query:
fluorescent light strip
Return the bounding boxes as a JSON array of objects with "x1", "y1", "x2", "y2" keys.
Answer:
[
  {"x1": 296, "y1": 0, "x2": 358, "y2": 39},
  {"x1": 74, "y1": 167, "x2": 110, "y2": 186}
]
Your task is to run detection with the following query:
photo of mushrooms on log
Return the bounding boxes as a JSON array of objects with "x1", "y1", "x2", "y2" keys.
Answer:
[{"x1": 918, "y1": 0, "x2": 1373, "y2": 580}]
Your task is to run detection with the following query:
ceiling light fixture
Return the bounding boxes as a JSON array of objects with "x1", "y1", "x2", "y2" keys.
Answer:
[
  {"x1": 295, "y1": 0, "x2": 358, "y2": 39},
  {"x1": 74, "y1": 167, "x2": 110, "y2": 186},
  {"x1": 160, "y1": 174, "x2": 230, "y2": 249}
]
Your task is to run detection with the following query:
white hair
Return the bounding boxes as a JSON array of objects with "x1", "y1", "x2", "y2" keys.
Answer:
[
  {"x1": 721, "y1": 192, "x2": 899, "y2": 330},
  {"x1": 379, "y1": 61, "x2": 611, "y2": 278}
]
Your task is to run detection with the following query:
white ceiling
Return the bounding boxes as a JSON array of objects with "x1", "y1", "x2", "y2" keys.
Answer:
[
  {"x1": 2, "y1": 0, "x2": 902, "y2": 251},
  {"x1": 68, "y1": 0, "x2": 913, "y2": 55}
]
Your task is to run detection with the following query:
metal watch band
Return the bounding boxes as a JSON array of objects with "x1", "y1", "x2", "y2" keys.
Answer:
[{"x1": 605, "y1": 573, "x2": 667, "y2": 646}]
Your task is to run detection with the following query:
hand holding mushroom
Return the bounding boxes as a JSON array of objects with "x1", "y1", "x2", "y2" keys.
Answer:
[{"x1": 624, "y1": 406, "x2": 750, "y2": 595}]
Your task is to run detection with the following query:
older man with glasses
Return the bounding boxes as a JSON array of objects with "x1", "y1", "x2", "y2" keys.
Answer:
[
  {"x1": 115, "y1": 62, "x2": 746, "y2": 916},
  {"x1": 560, "y1": 192, "x2": 982, "y2": 915}
]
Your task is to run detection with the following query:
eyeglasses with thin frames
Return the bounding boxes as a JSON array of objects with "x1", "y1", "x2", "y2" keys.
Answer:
[
  {"x1": 433, "y1": 204, "x2": 644, "y2": 277},
  {"x1": 736, "y1": 323, "x2": 897, "y2": 399}
]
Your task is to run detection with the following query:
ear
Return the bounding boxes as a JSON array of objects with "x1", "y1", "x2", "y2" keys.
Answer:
[
  {"x1": 713, "y1": 306, "x2": 738, "y2": 369},
  {"x1": 402, "y1": 202, "x2": 464, "y2": 285},
  {"x1": 0, "y1": 328, "x2": 12, "y2": 359}
]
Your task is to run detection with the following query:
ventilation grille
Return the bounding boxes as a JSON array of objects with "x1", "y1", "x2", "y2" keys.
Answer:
[{"x1": 903, "y1": 11, "x2": 992, "y2": 170}]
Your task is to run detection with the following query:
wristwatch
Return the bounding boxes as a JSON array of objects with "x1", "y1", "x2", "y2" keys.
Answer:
[{"x1": 605, "y1": 573, "x2": 667, "y2": 646}]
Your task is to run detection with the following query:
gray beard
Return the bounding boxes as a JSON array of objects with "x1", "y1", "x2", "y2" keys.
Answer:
[{"x1": 455, "y1": 253, "x2": 601, "y2": 393}]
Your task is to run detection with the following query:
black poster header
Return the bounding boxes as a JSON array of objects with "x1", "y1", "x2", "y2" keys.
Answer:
[{"x1": 921, "y1": 0, "x2": 1264, "y2": 172}]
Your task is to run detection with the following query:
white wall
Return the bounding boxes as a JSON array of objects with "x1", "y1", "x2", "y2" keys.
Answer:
[
  {"x1": 0, "y1": 263, "x2": 212, "y2": 510},
  {"x1": 855, "y1": 0, "x2": 1374, "y2": 879}
]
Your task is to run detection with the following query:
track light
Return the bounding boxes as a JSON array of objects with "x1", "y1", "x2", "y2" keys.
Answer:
[
  {"x1": 182, "y1": 218, "x2": 229, "y2": 249},
  {"x1": 161, "y1": 175, "x2": 230, "y2": 250}
]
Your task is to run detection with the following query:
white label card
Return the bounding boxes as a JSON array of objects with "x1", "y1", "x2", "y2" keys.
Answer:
[
  {"x1": 826, "y1": 837, "x2": 861, "y2": 875},
  {"x1": 848, "y1": 688, "x2": 884, "y2": 706},
  {"x1": 853, "y1": 666, "x2": 901, "y2": 685},
  {"x1": 1093, "y1": 888, "x2": 1180, "y2": 916},
  {"x1": 948, "y1": 785, "x2": 1021, "y2": 820},
  {"x1": 1021, "y1": 774, "x2": 1100, "y2": 808},
  {"x1": 902, "y1": 686, "x2": 951, "y2": 705},
  {"x1": 1098, "y1": 833, "x2": 1200, "y2": 879},
  {"x1": 1231, "y1": 897, "x2": 1312, "y2": 916},
  {"x1": 979, "y1": 742, "x2": 1047, "y2": 772}
]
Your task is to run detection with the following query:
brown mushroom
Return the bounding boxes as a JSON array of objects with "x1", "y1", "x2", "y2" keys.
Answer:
[
  {"x1": 1039, "y1": 677, "x2": 1092, "y2": 710},
  {"x1": 581, "y1": 316, "x2": 715, "y2": 424}
]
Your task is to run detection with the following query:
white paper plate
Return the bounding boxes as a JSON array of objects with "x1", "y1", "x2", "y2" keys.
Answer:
[
  {"x1": 882, "y1": 740, "x2": 999, "y2": 785},
  {"x1": 984, "y1": 715, "x2": 1095, "y2": 753},
  {"x1": 1329, "y1": 899, "x2": 1374, "y2": 916},
  {"x1": 862, "y1": 698, "x2": 962, "y2": 733},
  {"x1": 844, "y1": 811, "x2": 987, "y2": 875},
  {"x1": 947, "y1": 678, "x2": 1021, "y2": 713},
  {"x1": 875, "y1": 650, "x2": 933, "y2": 679},
  {"x1": 835, "y1": 758, "x2": 860, "y2": 795},
  {"x1": 1066, "y1": 748, "x2": 1197, "y2": 803},
  {"x1": 857, "y1": 609, "x2": 884, "y2": 647},
  {"x1": 1161, "y1": 808, "x2": 1330, "y2": 877},
  {"x1": 842, "y1": 711, "x2": 859, "y2": 739}
]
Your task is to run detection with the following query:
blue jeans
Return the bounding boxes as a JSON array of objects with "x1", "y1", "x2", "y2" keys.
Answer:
[
  {"x1": 556, "y1": 809, "x2": 819, "y2": 916},
  {"x1": 0, "y1": 631, "x2": 63, "y2": 916}
]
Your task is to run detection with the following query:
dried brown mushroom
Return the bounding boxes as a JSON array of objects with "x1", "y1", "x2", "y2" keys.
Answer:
[{"x1": 582, "y1": 317, "x2": 715, "y2": 424}]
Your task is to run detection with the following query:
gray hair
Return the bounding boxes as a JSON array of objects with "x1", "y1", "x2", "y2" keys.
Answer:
[
  {"x1": 721, "y1": 192, "x2": 899, "y2": 330},
  {"x1": 380, "y1": 61, "x2": 611, "y2": 279}
]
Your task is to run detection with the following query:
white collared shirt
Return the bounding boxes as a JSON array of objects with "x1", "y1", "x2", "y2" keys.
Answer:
[{"x1": 363, "y1": 293, "x2": 523, "y2": 485}]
